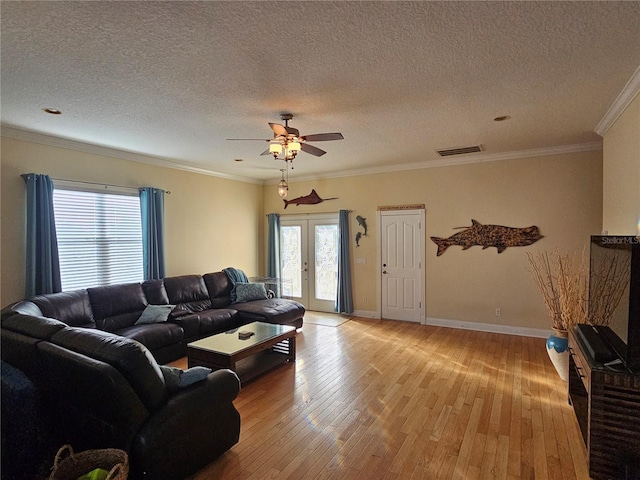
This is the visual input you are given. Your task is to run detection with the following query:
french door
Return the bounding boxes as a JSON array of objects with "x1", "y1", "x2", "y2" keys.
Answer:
[{"x1": 280, "y1": 215, "x2": 339, "y2": 312}]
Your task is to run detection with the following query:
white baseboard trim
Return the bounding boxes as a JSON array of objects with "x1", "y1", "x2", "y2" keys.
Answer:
[
  {"x1": 350, "y1": 311, "x2": 552, "y2": 338},
  {"x1": 352, "y1": 309, "x2": 380, "y2": 319},
  {"x1": 425, "y1": 317, "x2": 551, "y2": 339}
]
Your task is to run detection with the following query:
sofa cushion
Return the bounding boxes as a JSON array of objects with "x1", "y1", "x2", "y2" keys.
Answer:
[
  {"x1": 1, "y1": 300, "x2": 44, "y2": 320},
  {"x1": 1, "y1": 313, "x2": 68, "y2": 340},
  {"x1": 50, "y1": 327, "x2": 166, "y2": 410},
  {"x1": 141, "y1": 279, "x2": 170, "y2": 305},
  {"x1": 1, "y1": 314, "x2": 69, "y2": 380},
  {"x1": 233, "y1": 298, "x2": 305, "y2": 326},
  {"x1": 164, "y1": 275, "x2": 213, "y2": 315},
  {"x1": 135, "y1": 304, "x2": 175, "y2": 325},
  {"x1": 36, "y1": 341, "x2": 150, "y2": 448},
  {"x1": 117, "y1": 323, "x2": 184, "y2": 352},
  {"x1": 202, "y1": 272, "x2": 233, "y2": 308},
  {"x1": 88, "y1": 283, "x2": 147, "y2": 331},
  {"x1": 195, "y1": 309, "x2": 239, "y2": 337},
  {"x1": 31, "y1": 290, "x2": 95, "y2": 327}
]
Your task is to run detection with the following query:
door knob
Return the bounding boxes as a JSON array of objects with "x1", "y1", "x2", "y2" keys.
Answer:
[{"x1": 383, "y1": 270, "x2": 387, "y2": 274}]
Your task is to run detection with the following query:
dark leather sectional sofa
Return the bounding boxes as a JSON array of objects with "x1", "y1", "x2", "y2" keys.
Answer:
[{"x1": 0, "y1": 271, "x2": 305, "y2": 479}]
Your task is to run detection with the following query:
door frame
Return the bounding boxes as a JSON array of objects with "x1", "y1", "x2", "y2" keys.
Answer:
[
  {"x1": 376, "y1": 207, "x2": 426, "y2": 324},
  {"x1": 279, "y1": 213, "x2": 339, "y2": 312}
]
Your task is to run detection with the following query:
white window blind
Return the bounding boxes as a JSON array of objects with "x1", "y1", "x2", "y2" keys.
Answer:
[{"x1": 53, "y1": 188, "x2": 144, "y2": 291}]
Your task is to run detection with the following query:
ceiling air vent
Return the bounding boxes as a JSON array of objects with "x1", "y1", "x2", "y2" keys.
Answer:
[{"x1": 436, "y1": 145, "x2": 483, "y2": 157}]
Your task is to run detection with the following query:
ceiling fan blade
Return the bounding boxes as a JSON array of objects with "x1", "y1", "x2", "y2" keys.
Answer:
[
  {"x1": 269, "y1": 123, "x2": 288, "y2": 136},
  {"x1": 300, "y1": 133, "x2": 344, "y2": 142},
  {"x1": 259, "y1": 149, "x2": 271, "y2": 156},
  {"x1": 300, "y1": 143, "x2": 327, "y2": 157}
]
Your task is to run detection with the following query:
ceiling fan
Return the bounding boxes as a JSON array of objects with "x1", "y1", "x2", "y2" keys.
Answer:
[{"x1": 227, "y1": 113, "x2": 344, "y2": 161}]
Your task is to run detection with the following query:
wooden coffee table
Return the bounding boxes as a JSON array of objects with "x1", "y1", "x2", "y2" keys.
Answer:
[{"x1": 187, "y1": 321, "x2": 297, "y2": 383}]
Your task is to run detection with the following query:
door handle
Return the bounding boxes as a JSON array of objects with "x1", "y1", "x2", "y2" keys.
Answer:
[{"x1": 383, "y1": 270, "x2": 387, "y2": 274}]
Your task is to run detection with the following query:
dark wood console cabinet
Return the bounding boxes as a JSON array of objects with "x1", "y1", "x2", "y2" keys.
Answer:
[{"x1": 568, "y1": 326, "x2": 640, "y2": 480}]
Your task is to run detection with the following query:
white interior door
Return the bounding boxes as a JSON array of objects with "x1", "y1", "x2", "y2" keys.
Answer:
[
  {"x1": 280, "y1": 215, "x2": 339, "y2": 312},
  {"x1": 380, "y1": 209, "x2": 425, "y2": 322}
]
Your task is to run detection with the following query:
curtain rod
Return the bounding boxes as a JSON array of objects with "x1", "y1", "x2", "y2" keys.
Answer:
[
  {"x1": 265, "y1": 210, "x2": 350, "y2": 217},
  {"x1": 50, "y1": 177, "x2": 171, "y2": 194}
]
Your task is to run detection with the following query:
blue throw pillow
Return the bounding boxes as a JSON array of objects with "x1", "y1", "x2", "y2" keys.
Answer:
[
  {"x1": 160, "y1": 366, "x2": 212, "y2": 392},
  {"x1": 234, "y1": 283, "x2": 268, "y2": 303},
  {"x1": 135, "y1": 304, "x2": 175, "y2": 325}
]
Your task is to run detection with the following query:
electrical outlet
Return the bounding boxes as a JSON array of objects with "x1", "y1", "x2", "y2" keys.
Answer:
[{"x1": 496, "y1": 308, "x2": 501, "y2": 316}]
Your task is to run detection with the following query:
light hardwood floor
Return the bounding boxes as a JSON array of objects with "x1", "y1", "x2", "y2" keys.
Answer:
[{"x1": 177, "y1": 315, "x2": 590, "y2": 479}]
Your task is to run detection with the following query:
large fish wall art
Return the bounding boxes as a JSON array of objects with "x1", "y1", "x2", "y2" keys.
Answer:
[
  {"x1": 283, "y1": 189, "x2": 337, "y2": 209},
  {"x1": 430, "y1": 219, "x2": 543, "y2": 256}
]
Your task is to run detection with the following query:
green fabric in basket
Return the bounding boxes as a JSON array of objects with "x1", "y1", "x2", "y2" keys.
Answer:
[{"x1": 77, "y1": 468, "x2": 109, "y2": 480}]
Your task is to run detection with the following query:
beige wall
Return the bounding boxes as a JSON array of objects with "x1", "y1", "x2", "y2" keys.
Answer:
[
  {"x1": 1, "y1": 137, "x2": 263, "y2": 305},
  {"x1": 263, "y1": 150, "x2": 603, "y2": 331},
  {"x1": 602, "y1": 92, "x2": 640, "y2": 235},
  {"x1": 1, "y1": 135, "x2": 604, "y2": 332}
]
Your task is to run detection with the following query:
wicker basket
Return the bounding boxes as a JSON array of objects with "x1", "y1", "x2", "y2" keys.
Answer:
[{"x1": 49, "y1": 445, "x2": 129, "y2": 480}]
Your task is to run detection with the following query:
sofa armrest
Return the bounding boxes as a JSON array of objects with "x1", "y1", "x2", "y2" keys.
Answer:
[
  {"x1": 166, "y1": 368, "x2": 239, "y2": 411},
  {"x1": 170, "y1": 313, "x2": 200, "y2": 340},
  {"x1": 131, "y1": 369, "x2": 241, "y2": 480}
]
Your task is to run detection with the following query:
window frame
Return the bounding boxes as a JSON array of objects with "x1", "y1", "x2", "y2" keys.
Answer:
[{"x1": 52, "y1": 180, "x2": 144, "y2": 291}]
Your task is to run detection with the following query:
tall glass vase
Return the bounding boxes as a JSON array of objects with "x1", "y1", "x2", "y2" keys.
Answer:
[{"x1": 546, "y1": 329, "x2": 569, "y2": 381}]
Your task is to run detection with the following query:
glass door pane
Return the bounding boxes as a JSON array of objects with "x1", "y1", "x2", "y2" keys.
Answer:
[
  {"x1": 314, "y1": 224, "x2": 338, "y2": 301},
  {"x1": 280, "y1": 225, "x2": 303, "y2": 299},
  {"x1": 308, "y1": 219, "x2": 339, "y2": 312}
]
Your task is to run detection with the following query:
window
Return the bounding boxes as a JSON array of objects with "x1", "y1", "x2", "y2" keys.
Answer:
[{"x1": 52, "y1": 186, "x2": 143, "y2": 290}]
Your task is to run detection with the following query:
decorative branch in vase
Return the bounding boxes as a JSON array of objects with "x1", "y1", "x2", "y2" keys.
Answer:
[
  {"x1": 526, "y1": 247, "x2": 630, "y2": 381},
  {"x1": 587, "y1": 251, "x2": 631, "y2": 326},
  {"x1": 526, "y1": 249, "x2": 588, "y2": 333},
  {"x1": 527, "y1": 249, "x2": 588, "y2": 381}
]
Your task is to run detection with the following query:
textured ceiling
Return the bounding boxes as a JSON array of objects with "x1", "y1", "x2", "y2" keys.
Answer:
[{"x1": 2, "y1": 1, "x2": 639, "y2": 182}]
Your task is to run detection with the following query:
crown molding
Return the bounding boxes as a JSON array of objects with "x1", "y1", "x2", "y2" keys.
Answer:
[
  {"x1": 275, "y1": 141, "x2": 603, "y2": 184},
  {"x1": 595, "y1": 64, "x2": 640, "y2": 137},
  {"x1": 2, "y1": 125, "x2": 601, "y2": 187},
  {"x1": 0, "y1": 125, "x2": 262, "y2": 185}
]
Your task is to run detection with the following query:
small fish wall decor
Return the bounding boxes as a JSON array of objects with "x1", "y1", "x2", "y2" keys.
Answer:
[
  {"x1": 430, "y1": 219, "x2": 543, "y2": 256},
  {"x1": 354, "y1": 215, "x2": 368, "y2": 247},
  {"x1": 356, "y1": 215, "x2": 368, "y2": 236},
  {"x1": 283, "y1": 189, "x2": 337, "y2": 209}
]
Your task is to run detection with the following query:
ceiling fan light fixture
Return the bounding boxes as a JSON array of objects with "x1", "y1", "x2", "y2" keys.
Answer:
[
  {"x1": 284, "y1": 147, "x2": 297, "y2": 161},
  {"x1": 228, "y1": 114, "x2": 342, "y2": 161},
  {"x1": 269, "y1": 141, "x2": 282, "y2": 158},
  {"x1": 277, "y1": 179, "x2": 288, "y2": 198},
  {"x1": 277, "y1": 169, "x2": 288, "y2": 198},
  {"x1": 289, "y1": 140, "x2": 301, "y2": 152}
]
